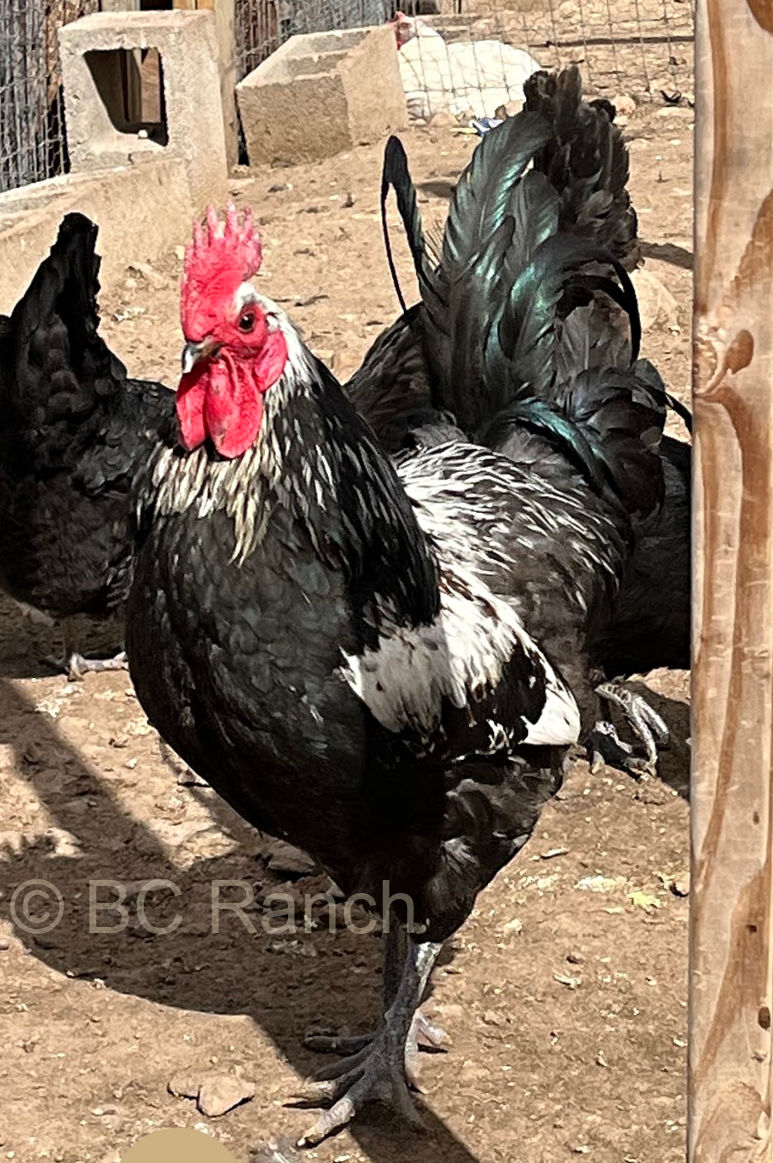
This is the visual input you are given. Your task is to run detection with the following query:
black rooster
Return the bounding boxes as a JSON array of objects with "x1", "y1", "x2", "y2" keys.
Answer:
[
  {"x1": 126, "y1": 201, "x2": 666, "y2": 1143},
  {"x1": 0, "y1": 214, "x2": 174, "y2": 676},
  {"x1": 347, "y1": 66, "x2": 691, "y2": 769}
]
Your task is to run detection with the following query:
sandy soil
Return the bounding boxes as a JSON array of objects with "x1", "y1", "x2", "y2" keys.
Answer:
[{"x1": 0, "y1": 97, "x2": 693, "y2": 1163}]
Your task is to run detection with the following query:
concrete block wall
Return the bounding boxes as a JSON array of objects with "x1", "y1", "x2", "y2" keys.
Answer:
[
  {"x1": 0, "y1": 9, "x2": 232, "y2": 308},
  {"x1": 236, "y1": 25, "x2": 408, "y2": 167},
  {"x1": 59, "y1": 10, "x2": 228, "y2": 212},
  {"x1": 0, "y1": 158, "x2": 191, "y2": 313}
]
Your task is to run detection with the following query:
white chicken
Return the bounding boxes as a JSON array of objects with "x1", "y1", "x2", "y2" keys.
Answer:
[{"x1": 390, "y1": 13, "x2": 542, "y2": 121}]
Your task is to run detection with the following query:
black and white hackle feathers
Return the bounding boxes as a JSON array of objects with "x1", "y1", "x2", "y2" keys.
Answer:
[
  {"x1": 0, "y1": 214, "x2": 174, "y2": 676},
  {"x1": 346, "y1": 65, "x2": 691, "y2": 766},
  {"x1": 126, "y1": 189, "x2": 666, "y2": 1141}
]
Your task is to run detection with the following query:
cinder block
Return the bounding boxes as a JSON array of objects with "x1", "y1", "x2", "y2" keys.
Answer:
[
  {"x1": 236, "y1": 26, "x2": 409, "y2": 167},
  {"x1": 59, "y1": 11, "x2": 227, "y2": 211},
  {"x1": 0, "y1": 158, "x2": 192, "y2": 312}
]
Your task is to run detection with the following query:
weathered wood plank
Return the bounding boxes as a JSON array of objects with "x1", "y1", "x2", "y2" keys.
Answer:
[{"x1": 690, "y1": 0, "x2": 773, "y2": 1156}]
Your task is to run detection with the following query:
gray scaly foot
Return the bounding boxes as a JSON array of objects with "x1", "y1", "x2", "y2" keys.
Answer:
[
  {"x1": 594, "y1": 680, "x2": 670, "y2": 775},
  {"x1": 67, "y1": 650, "x2": 128, "y2": 681},
  {"x1": 295, "y1": 940, "x2": 442, "y2": 1146}
]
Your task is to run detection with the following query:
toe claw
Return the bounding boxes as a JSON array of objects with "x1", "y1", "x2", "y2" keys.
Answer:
[
  {"x1": 298, "y1": 1093, "x2": 359, "y2": 1147},
  {"x1": 66, "y1": 650, "x2": 128, "y2": 680},
  {"x1": 292, "y1": 1066, "x2": 364, "y2": 1107},
  {"x1": 413, "y1": 1013, "x2": 449, "y2": 1049}
]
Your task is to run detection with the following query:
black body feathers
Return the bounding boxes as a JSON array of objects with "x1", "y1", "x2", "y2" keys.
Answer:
[{"x1": 0, "y1": 213, "x2": 173, "y2": 618}]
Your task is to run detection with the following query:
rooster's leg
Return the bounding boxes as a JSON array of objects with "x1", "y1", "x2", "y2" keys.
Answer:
[
  {"x1": 296, "y1": 939, "x2": 442, "y2": 1146},
  {"x1": 592, "y1": 680, "x2": 670, "y2": 775},
  {"x1": 303, "y1": 920, "x2": 447, "y2": 1059}
]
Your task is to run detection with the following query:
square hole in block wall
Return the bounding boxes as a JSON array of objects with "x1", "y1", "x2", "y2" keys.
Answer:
[{"x1": 85, "y1": 48, "x2": 168, "y2": 146}]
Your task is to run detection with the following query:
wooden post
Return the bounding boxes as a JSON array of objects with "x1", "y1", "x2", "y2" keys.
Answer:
[{"x1": 690, "y1": 0, "x2": 773, "y2": 1156}]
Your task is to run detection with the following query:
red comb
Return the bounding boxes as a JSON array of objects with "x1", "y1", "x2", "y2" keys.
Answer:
[{"x1": 181, "y1": 204, "x2": 263, "y2": 335}]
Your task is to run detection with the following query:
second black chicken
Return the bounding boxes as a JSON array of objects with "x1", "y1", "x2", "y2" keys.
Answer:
[
  {"x1": 0, "y1": 214, "x2": 174, "y2": 677},
  {"x1": 346, "y1": 66, "x2": 690, "y2": 770}
]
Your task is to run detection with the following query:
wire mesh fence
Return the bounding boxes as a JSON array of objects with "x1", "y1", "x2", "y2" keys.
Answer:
[
  {"x1": 0, "y1": 0, "x2": 98, "y2": 194},
  {"x1": 0, "y1": 0, "x2": 694, "y2": 198},
  {"x1": 235, "y1": 0, "x2": 387, "y2": 80},
  {"x1": 455, "y1": 0, "x2": 695, "y2": 99},
  {"x1": 235, "y1": 0, "x2": 694, "y2": 121}
]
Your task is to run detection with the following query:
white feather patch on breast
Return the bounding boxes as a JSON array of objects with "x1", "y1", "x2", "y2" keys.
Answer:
[{"x1": 339, "y1": 445, "x2": 583, "y2": 749}]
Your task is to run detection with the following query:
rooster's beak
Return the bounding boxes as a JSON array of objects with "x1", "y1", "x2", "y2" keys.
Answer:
[{"x1": 181, "y1": 338, "x2": 220, "y2": 374}]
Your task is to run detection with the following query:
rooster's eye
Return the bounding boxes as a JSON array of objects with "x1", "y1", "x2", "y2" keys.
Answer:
[{"x1": 238, "y1": 311, "x2": 256, "y2": 333}]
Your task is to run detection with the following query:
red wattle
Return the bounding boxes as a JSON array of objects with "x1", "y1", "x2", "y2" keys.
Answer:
[{"x1": 175, "y1": 331, "x2": 289, "y2": 459}]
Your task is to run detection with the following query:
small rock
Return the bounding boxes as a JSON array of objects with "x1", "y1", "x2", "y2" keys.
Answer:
[
  {"x1": 112, "y1": 305, "x2": 145, "y2": 323},
  {"x1": 659, "y1": 870, "x2": 690, "y2": 897},
  {"x1": 265, "y1": 840, "x2": 316, "y2": 877},
  {"x1": 567, "y1": 951, "x2": 584, "y2": 964},
  {"x1": 343, "y1": 192, "x2": 356, "y2": 208},
  {"x1": 124, "y1": 277, "x2": 138, "y2": 291},
  {"x1": 23, "y1": 740, "x2": 46, "y2": 765},
  {"x1": 504, "y1": 917, "x2": 523, "y2": 936},
  {"x1": 576, "y1": 874, "x2": 626, "y2": 893},
  {"x1": 176, "y1": 768, "x2": 209, "y2": 788},
  {"x1": 482, "y1": 1009, "x2": 503, "y2": 1026},
  {"x1": 540, "y1": 846, "x2": 569, "y2": 860},
  {"x1": 554, "y1": 972, "x2": 582, "y2": 989},
  {"x1": 428, "y1": 110, "x2": 457, "y2": 127},
  {"x1": 33, "y1": 935, "x2": 58, "y2": 950},
  {"x1": 268, "y1": 182, "x2": 292, "y2": 193},
  {"x1": 129, "y1": 261, "x2": 167, "y2": 290},
  {"x1": 611, "y1": 93, "x2": 636, "y2": 118},
  {"x1": 0, "y1": 938, "x2": 11, "y2": 952},
  {"x1": 630, "y1": 269, "x2": 680, "y2": 333},
  {"x1": 168, "y1": 1071, "x2": 201, "y2": 1099},
  {"x1": 266, "y1": 939, "x2": 318, "y2": 958},
  {"x1": 197, "y1": 1072, "x2": 256, "y2": 1117}
]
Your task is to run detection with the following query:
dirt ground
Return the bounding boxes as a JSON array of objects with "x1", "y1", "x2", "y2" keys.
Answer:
[{"x1": 0, "y1": 97, "x2": 694, "y2": 1163}]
